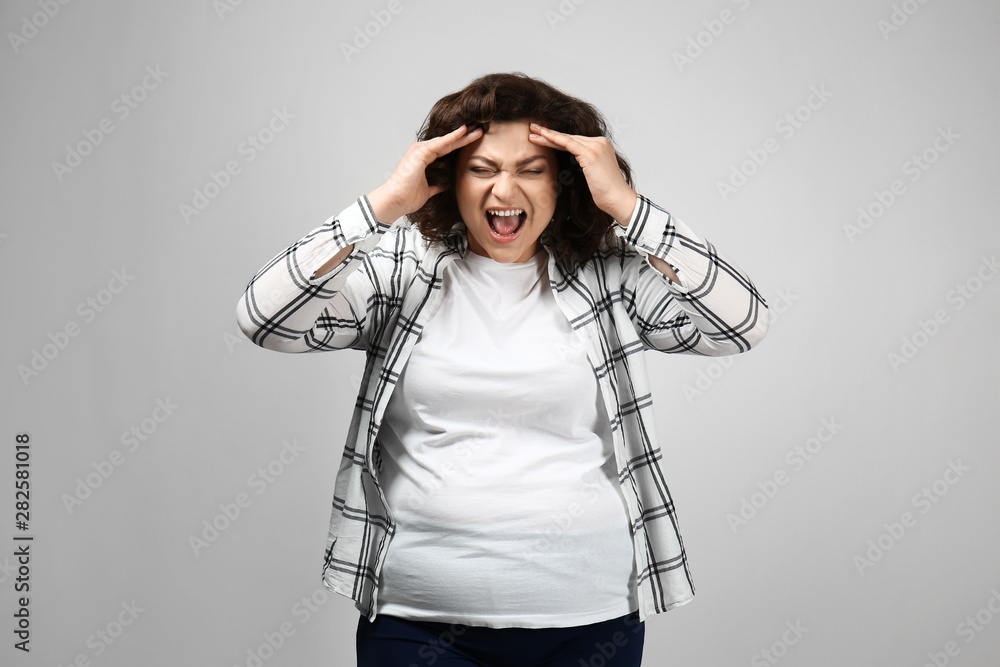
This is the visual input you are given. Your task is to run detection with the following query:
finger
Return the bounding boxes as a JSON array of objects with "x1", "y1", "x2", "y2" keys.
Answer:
[
  {"x1": 448, "y1": 124, "x2": 483, "y2": 150},
  {"x1": 529, "y1": 123, "x2": 583, "y2": 153},
  {"x1": 527, "y1": 132, "x2": 564, "y2": 151},
  {"x1": 430, "y1": 124, "x2": 481, "y2": 148},
  {"x1": 426, "y1": 124, "x2": 482, "y2": 159},
  {"x1": 429, "y1": 124, "x2": 471, "y2": 140}
]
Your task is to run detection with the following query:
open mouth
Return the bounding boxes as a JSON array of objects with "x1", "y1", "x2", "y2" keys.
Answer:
[{"x1": 485, "y1": 208, "x2": 527, "y2": 241}]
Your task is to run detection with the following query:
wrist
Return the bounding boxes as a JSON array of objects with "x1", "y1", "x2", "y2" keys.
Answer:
[
  {"x1": 608, "y1": 190, "x2": 638, "y2": 227},
  {"x1": 366, "y1": 185, "x2": 405, "y2": 224}
]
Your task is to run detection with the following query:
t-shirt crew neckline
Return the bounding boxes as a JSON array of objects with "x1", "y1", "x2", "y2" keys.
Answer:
[{"x1": 462, "y1": 246, "x2": 548, "y2": 271}]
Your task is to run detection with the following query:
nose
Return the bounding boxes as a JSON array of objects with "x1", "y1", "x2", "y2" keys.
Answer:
[{"x1": 490, "y1": 172, "x2": 519, "y2": 201}]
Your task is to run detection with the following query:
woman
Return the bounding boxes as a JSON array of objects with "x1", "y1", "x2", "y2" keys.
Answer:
[{"x1": 236, "y1": 72, "x2": 769, "y2": 666}]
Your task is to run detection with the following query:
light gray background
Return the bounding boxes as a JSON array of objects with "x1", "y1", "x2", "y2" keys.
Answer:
[{"x1": 3, "y1": 1, "x2": 999, "y2": 665}]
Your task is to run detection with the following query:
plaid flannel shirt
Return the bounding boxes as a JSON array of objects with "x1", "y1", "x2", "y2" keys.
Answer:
[{"x1": 236, "y1": 193, "x2": 769, "y2": 623}]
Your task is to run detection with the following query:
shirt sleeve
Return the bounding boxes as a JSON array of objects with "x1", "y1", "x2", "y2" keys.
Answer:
[
  {"x1": 235, "y1": 195, "x2": 391, "y2": 353},
  {"x1": 616, "y1": 194, "x2": 769, "y2": 356}
]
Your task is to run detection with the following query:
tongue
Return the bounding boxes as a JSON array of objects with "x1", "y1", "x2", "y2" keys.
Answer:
[{"x1": 492, "y1": 213, "x2": 520, "y2": 235}]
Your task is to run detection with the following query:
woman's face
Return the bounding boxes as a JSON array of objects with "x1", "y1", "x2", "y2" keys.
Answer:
[{"x1": 454, "y1": 120, "x2": 559, "y2": 263}]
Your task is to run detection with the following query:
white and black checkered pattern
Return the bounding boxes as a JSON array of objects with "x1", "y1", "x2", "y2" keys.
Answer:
[{"x1": 236, "y1": 193, "x2": 769, "y2": 623}]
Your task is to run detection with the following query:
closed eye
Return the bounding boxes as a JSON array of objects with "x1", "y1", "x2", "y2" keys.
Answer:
[{"x1": 470, "y1": 167, "x2": 545, "y2": 176}]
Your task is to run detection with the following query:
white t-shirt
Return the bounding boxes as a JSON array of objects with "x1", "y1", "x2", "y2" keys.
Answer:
[{"x1": 375, "y1": 246, "x2": 638, "y2": 628}]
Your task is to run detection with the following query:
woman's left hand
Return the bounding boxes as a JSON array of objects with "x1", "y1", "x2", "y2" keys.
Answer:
[{"x1": 528, "y1": 123, "x2": 637, "y2": 225}]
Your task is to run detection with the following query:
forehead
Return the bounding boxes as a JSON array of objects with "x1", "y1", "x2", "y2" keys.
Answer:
[{"x1": 459, "y1": 120, "x2": 555, "y2": 163}]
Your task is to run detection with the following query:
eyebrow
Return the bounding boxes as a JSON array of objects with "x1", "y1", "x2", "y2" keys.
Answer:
[{"x1": 467, "y1": 155, "x2": 548, "y2": 168}]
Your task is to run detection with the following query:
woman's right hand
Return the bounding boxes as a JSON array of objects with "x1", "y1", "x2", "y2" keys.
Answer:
[{"x1": 367, "y1": 124, "x2": 483, "y2": 223}]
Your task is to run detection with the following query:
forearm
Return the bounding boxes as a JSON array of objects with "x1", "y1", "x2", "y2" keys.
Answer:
[
  {"x1": 647, "y1": 254, "x2": 680, "y2": 285},
  {"x1": 625, "y1": 196, "x2": 768, "y2": 355},
  {"x1": 236, "y1": 196, "x2": 386, "y2": 352},
  {"x1": 312, "y1": 243, "x2": 355, "y2": 280},
  {"x1": 306, "y1": 185, "x2": 408, "y2": 281},
  {"x1": 309, "y1": 185, "x2": 407, "y2": 280},
  {"x1": 614, "y1": 192, "x2": 680, "y2": 285}
]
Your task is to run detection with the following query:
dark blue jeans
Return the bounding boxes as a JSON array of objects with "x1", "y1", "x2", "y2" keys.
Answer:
[{"x1": 356, "y1": 610, "x2": 645, "y2": 666}]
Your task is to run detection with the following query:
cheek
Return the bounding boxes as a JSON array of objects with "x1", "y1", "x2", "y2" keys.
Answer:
[
  {"x1": 454, "y1": 179, "x2": 476, "y2": 215},
  {"x1": 532, "y1": 180, "x2": 559, "y2": 213},
  {"x1": 456, "y1": 186, "x2": 489, "y2": 228}
]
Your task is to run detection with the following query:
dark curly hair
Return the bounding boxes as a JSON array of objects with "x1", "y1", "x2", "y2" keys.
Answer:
[{"x1": 408, "y1": 72, "x2": 633, "y2": 271}]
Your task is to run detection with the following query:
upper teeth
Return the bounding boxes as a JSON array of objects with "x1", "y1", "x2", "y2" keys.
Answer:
[{"x1": 489, "y1": 209, "x2": 523, "y2": 216}]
